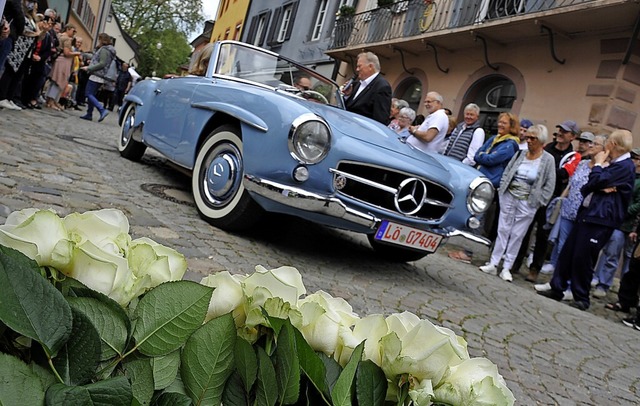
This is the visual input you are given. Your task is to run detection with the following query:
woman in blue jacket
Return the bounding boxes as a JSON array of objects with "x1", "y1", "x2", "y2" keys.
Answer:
[{"x1": 475, "y1": 112, "x2": 520, "y2": 241}]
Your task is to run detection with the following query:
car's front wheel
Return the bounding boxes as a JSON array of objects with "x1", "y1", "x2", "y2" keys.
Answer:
[
  {"x1": 192, "y1": 125, "x2": 262, "y2": 231},
  {"x1": 118, "y1": 104, "x2": 146, "y2": 161},
  {"x1": 367, "y1": 235, "x2": 429, "y2": 262}
]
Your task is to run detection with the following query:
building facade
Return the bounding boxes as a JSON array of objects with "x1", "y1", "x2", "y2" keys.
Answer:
[
  {"x1": 242, "y1": 0, "x2": 355, "y2": 78},
  {"x1": 211, "y1": 0, "x2": 250, "y2": 42},
  {"x1": 326, "y1": 0, "x2": 640, "y2": 138}
]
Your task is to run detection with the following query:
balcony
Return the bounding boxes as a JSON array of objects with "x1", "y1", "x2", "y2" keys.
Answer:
[{"x1": 327, "y1": 0, "x2": 640, "y2": 61}]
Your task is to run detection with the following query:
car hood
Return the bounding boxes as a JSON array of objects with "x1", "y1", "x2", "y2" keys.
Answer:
[{"x1": 306, "y1": 103, "x2": 455, "y2": 173}]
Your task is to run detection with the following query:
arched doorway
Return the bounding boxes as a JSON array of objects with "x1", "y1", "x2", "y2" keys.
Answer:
[
  {"x1": 394, "y1": 77, "x2": 423, "y2": 112},
  {"x1": 463, "y1": 75, "x2": 517, "y2": 137}
]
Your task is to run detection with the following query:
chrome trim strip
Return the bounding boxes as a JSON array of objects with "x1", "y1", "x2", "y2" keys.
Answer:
[
  {"x1": 243, "y1": 175, "x2": 379, "y2": 228},
  {"x1": 330, "y1": 168, "x2": 397, "y2": 194},
  {"x1": 444, "y1": 229, "x2": 491, "y2": 246}
]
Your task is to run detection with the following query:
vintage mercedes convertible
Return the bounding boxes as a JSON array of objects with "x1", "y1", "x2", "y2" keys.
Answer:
[{"x1": 118, "y1": 40, "x2": 493, "y2": 261}]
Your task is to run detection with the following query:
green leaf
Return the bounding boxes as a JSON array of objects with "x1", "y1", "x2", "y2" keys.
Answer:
[
  {"x1": 124, "y1": 357, "x2": 155, "y2": 406},
  {"x1": 222, "y1": 371, "x2": 250, "y2": 406},
  {"x1": 152, "y1": 350, "x2": 181, "y2": 390},
  {"x1": 52, "y1": 306, "x2": 102, "y2": 385},
  {"x1": 64, "y1": 281, "x2": 132, "y2": 336},
  {"x1": 274, "y1": 320, "x2": 300, "y2": 404},
  {"x1": 355, "y1": 360, "x2": 387, "y2": 406},
  {"x1": 255, "y1": 346, "x2": 277, "y2": 406},
  {"x1": 319, "y1": 352, "x2": 342, "y2": 393},
  {"x1": 67, "y1": 296, "x2": 129, "y2": 361},
  {"x1": 234, "y1": 337, "x2": 257, "y2": 393},
  {"x1": 181, "y1": 313, "x2": 236, "y2": 406},
  {"x1": 45, "y1": 376, "x2": 132, "y2": 405},
  {"x1": 293, "y1": 327, "x2": 329, "y2": 400},
  {"x1": 330, "y1": 342, "x2": 364, "y2": 406},
  {"x1": 132, "y1": 281, "x2": 213, "y2": 356},
  {"x1": 154, "y1": 391, "x2": 193, "y2": 406},
  {"x1": 0, "y1": 353, "x2": 45, "y2": 405},
  {"x1": 0, "y1": 245, "x2": 72, "y2": 355}
]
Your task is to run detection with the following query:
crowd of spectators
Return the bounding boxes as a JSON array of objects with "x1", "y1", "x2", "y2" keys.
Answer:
[
  {"x1": 341, "y1": 50, "x2": 640, "y2": 329},
  {"x1": 0, "y1": 0, "x2": 131, "y2": 118}
]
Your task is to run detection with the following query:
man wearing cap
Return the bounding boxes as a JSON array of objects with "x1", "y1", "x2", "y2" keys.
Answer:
[
  {"x1": 514, "y1": 120, "x2": 582, "y2": 278},
  {"x1": 592, "y1": 147, "x2": 640, "y2": 299},
  {"x1": 518, "y1": 119, "x2": 533, "y2": 150}
]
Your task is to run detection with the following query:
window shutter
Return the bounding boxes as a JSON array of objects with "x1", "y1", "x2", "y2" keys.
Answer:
[
  {"x1": 284, "y1": 1, "x2": 299, "y2": 41},
  {"x1": 266, "y1": 7, "x2": 282, "y2": 46},
  {"x1": 260, "y1": 10, "x2": 272, "y2": 46},
  {"x1": 246, "y1": 16, "x2": 258, "y2": 43}
]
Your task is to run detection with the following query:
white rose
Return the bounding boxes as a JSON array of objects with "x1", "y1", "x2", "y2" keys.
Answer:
[
  {"x1": 295, "y1": 291, "x2": 359, "y2": 356},
  {"x1": 432, "y1": 358, "x2": 515, "y2": 406},
  {"x1": 129, "y1": 237, "x2": 187, "y2": 285},
  {"x1": 381, "y1": 314, "x2": 469, "y2": 388},
  {"x1": 200, "y1": 271, "x2": 246, "y2": 323},
  {"x1": 336, "y1": 314, "x2": 388, "y2": 367},
  {"x1": 0, "y1": 209, "x2": 73, "y2": 269},
  {"x1": 63, "y1": 209, "x2": 131, "y2": 255}
]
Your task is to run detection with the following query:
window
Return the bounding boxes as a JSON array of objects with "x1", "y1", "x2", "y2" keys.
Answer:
[
  {"x1": 254, "y1": 15, "x2": 267, "y2": 45},
  {"x1": 71, "y1": 0, "x2": 96, "y2": 32},
  {"x1": 311, "y1": 0, "x2": 328, "y2": 41},
  {"x1": 277, "y1": 5, "x2": 293, "y2": 42},
  {"x1": 234, "y1": 23, "x2": 242, "y2": 40},
  {"x1": 224, "y1": 29, "x2": 230, "y2": 39}
]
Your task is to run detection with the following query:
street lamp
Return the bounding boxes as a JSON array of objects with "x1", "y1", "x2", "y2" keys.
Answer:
[{"x1": 153, "y1": 42, "x2": 162, "y2": 78}]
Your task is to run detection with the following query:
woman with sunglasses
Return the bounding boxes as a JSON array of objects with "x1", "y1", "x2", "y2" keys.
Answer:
[{"x1": 479, "y1": 124, "x2": 556, "y2": 282}]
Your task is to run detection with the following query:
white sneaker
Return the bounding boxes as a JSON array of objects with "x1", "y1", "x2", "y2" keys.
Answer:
[
  {"x1": 8, "y1": 100, "x2": 22, "y2": 110},
  {"x1": 540, "y1": 263, "x2": 555, "y2": 274},
  {"x1": 499, "y1": 269, "x2": 513, "y2": 282},
  {"x1": 0, "y1": 99, "x2": 19, "y2": 110},
  {"x1": 479, "y1": 263, "x2": 497, "y2": 274},
  {"x1": 562, "y1": 289, "x2": 573, "y2": 301},
  {"x1": 526, "y1": 253, "x2": 533, "y2": 268},
  {"x1": 590, "y1": 279, "x2": 598, "y2": 288},
  {"x1": 534, "y1": 282, "x2": 551, "y2": 292}
]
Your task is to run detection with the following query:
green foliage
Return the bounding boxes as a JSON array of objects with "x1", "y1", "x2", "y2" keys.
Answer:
[
  {"x1": 112, "y1": 0, "x2": 203, "y2": 41},
  {"x1": 135, "y1": 29, "x2": 193, "y2": 78},
  {"x1": 0, "y1": 246, "x2": 395, "y2": 405}
]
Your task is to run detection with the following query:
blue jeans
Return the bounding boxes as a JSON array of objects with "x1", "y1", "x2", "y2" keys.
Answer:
[
  {"x1": 549, "y1": 217, "x2": 574, "y2": 266},
  {"x1": 594, "y1": 229, "x2": 628, "y2": 290},
  {"x1": 85, "y1": 79, "x2": 105, "y2": 117},
  {"x1": 0, "y1": 37, "x2": 13, "y2": 78}
]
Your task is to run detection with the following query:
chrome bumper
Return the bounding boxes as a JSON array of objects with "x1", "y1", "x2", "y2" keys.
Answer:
[{"x1": 244, "y1": 175, "x2": 491, "y2": 246}]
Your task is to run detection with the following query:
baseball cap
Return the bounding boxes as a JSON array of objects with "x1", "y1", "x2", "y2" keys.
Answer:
[
  {"x1": 520, "y1": 119, "x2": 533, "y2": 129},
  {"x1": 578, "y1": 131, "x2": 595, "y2": 142},
  {"x1": 556, "y1": 120, "x2": 579, "y2": 134}
]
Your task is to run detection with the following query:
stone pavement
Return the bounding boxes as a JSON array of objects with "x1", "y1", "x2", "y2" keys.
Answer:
[{"x1": 0, "y1": 106, "x2": 638, "y2": 405}]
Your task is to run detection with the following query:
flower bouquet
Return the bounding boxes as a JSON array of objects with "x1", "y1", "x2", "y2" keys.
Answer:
[{"x1": 0, "y1": 208, "x2": 515, "y2": 405}]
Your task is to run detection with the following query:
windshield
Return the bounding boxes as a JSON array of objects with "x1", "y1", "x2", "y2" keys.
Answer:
[{"x1": 213, "y1": 42, "x2": 343, "y2": 108}]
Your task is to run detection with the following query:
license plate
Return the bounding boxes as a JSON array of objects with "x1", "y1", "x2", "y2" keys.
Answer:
[{"x1": 374, "y1": 220, "x2": 443, "y2": 253}]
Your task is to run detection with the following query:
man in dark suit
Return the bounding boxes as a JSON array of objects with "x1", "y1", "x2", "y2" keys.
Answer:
[{"x1": 344, "y1": 52, "x2": 392, "y2": 125}]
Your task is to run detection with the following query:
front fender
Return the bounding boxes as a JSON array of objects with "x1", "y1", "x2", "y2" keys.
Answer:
[
  {"x1": 118, "y1": 94, "x2": 145, "y2": 126},
  {"x1": 192, "y1": 101, "x2": 268, "y2": 133}
]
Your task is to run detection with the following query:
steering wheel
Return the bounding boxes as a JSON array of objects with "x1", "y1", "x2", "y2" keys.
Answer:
[{"x1": 301, "y1": 90, "x2": 328, "y2": 104}]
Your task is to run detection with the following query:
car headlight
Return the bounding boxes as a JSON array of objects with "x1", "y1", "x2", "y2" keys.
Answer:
[
  {"x1": 288, "y1": 113, "x2": 331, "y2": 164},
  {"x1": 467, "y1": 177, "x2": 494, "y2": 214}
]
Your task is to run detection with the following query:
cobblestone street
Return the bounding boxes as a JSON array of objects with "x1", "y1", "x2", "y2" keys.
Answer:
[{"x1": 1, "y1": 107, "x2": 639, "y2": 405}]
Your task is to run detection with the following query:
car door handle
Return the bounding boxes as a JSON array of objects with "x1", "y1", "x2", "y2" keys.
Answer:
[{"x1": 154, "y1": 89, "x2": 162, "y2": 95}]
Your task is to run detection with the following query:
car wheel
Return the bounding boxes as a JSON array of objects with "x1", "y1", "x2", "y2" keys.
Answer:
[
  {"x1": 367, "y1": 235, "x2": 428, "y2": 262},
  {"x1": 118, "y1": 104, "x2": 146, "y2": 161},
  {"x1": 192, "y1": 125, "x2": 263, "y2": 231}
]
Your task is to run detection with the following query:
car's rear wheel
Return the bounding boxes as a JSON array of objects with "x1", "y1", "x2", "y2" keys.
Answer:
[
  {"x1": 192, "y1": 125, "x2": 262, "y2": 231},
  {"x1": 367, "y1": 235, "x2": 429, "y2": 262},
  {"x1": 118, "y1": 104, "x2": 146, "y2": 161}
]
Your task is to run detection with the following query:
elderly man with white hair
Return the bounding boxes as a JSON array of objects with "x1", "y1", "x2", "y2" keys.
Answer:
[
  {"x1": 442, "y1": 103, "x2": 485, "y2": 166},
  {"x1": 407, "y1": 91, "x2": 449, "y2": 154}
]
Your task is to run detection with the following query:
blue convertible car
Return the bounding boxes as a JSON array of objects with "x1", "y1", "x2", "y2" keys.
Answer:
[{"x1": 118, "y1": 41, "x2": 493, "y2": 261}]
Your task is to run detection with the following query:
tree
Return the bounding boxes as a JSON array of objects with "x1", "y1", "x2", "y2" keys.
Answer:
[
  {"x1": 137, "y1": 29, "x2": 192, "y2": 77},
  {"x1": 112, "y1": 0, "x2": 203, "y2": 40}
]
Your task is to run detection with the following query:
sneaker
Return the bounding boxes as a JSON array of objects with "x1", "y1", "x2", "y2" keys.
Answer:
[
  {"x1": 534, "y1": 282, "x2": 551, "y2": 292},
  {"x1": 526, "y1": 253, "x2": 533, "y2": 268},
  {"x1": 79, "y1": 114, "x2": 92, "y2": 121},
  {"x1": 0, "y1": 99, "x2": 20, "y2": 110},
  {"x1": 590, "y1": 279, "x2": 598, "y2": 288},
  {"x1": 592, "y1": 287, "x2": 607, "y2": 299},
  {"x1": 537, "y1": 289, "x2": 563, "y2": 301},
  {"x1": 570, "y1": 300, "x2": 589, "y2": 311},
  {"x1": 540, "y1": 263, "x2": 555, "y2": 274},
  {"x1": 98, "y1": 110, "x2": 109, "y2": 122},
  {"x1": 621, "y1": 317, "x2": 640, "y2": 330},
  {"x1": 499, "y1": 269, "x2": 513, "y2": 282},
  {"x1": 479, "y1": 263, "x2": 497, "y2": 274},
  {"x1": 562, "y1": 289, "x2": 573, "y2": 301}
]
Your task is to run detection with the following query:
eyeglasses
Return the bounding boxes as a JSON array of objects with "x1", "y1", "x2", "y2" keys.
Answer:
[
  {"x1": 398, "y1": 115, "x2": 411, "y2": 120},
  {"x1": 525, "y1": 136, "x2": 538, "y2": 141}
]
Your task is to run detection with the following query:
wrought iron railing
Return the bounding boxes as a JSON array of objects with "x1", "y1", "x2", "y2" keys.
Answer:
[{"x1": 330, "y1": 0, "x2": 594, "y2": 49}]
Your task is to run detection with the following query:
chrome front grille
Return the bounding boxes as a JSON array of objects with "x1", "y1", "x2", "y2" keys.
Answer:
[{"x1": 331, "y1": 162, "x2": 454, "y2": 221}]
